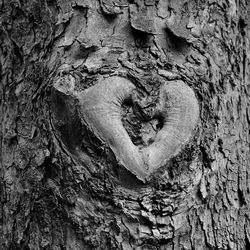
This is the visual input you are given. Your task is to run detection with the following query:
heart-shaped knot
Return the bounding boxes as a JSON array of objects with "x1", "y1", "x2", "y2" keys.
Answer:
[{"x1": 78, "y1": 76, "x2": 199, "y2": 182}]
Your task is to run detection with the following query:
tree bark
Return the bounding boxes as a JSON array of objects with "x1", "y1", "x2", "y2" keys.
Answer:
[{"x1": 1, "y1": 0, "x2": 250, "y2": 249}]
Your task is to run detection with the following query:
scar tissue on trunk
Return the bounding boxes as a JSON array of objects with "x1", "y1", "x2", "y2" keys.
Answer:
[{"x1": 78, "y1": 76, "x2": 199, "y2": 182}]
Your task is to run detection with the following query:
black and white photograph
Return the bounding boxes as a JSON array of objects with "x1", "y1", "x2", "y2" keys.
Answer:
[{"x1": 0, "y1": 0, "x2": 250, "y2": 249}]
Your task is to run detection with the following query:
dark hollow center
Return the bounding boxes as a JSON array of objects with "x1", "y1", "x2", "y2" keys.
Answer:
[{"x1": 121, "y1": 97, "x2": 164, "y2": 147}]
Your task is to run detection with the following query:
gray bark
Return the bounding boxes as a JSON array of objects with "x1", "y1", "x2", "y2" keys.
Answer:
[{"x1": 1, "y1": 0, "x2": 250, "y2": 249}]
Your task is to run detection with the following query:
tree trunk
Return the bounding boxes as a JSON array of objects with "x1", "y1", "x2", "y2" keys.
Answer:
[{"x1": 1, "y1": 0, "x2": 250, "y2": 249}]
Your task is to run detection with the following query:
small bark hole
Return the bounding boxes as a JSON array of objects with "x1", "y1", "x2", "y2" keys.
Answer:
[{"x1": 165, "y1": 28, "x2": 190, "y2": 53}]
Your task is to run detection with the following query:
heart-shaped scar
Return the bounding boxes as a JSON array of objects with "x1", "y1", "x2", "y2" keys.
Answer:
[
  {"x1": 52, "y1": 75, "x2": 199, "y2": 181},
  {"x1": 75, "y1": 76, "x2": 199, "y2": 182}
]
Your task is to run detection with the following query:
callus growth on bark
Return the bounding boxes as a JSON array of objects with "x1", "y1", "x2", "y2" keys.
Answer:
[{"x1": 77, "y1": 76, "x2": 199, "y2": 182}]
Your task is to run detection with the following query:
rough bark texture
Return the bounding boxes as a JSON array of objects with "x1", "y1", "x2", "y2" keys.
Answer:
[{"x1": 1, "y1": 0, "x2": 250, "y2": 249}]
